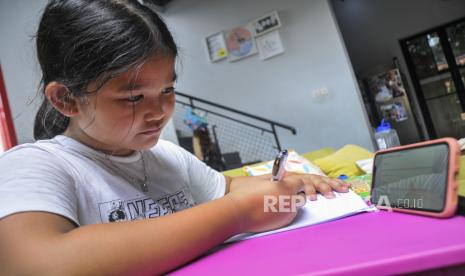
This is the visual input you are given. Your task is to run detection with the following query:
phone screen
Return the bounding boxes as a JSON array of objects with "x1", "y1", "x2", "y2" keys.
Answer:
[{"x1": 371, "y1": 143, "x2": 449, "y2": 212}]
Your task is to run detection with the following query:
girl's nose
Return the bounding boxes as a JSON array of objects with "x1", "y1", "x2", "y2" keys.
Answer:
[{"x1": 144, "y1": 96, "x2": 165, "y2": 121}]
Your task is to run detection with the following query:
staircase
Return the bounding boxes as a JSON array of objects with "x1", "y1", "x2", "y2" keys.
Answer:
[{"x1": 173, "y1": 91, "x2": 296, "y2": 171}]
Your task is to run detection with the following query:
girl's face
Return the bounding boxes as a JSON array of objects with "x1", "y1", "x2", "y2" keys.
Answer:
[{"x1": 66, "y1": 55, "x2": 176, "y2": 156}]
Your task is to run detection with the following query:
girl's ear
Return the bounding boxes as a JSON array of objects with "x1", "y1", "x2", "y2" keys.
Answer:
[{"x1": 44, "y1": 81, "x2": 79, "y2": 117}]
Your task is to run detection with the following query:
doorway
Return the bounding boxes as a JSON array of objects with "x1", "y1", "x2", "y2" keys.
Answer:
[{"x1": 400, "y1": 17, "x2": 465, "y2": 139}]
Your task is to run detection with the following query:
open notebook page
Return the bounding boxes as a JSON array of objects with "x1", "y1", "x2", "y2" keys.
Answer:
[{"x1": 225, "y1": 190, "x2": 377, "y2": 243}]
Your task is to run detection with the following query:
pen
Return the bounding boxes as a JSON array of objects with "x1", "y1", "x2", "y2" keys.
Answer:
[{"x1": 272, "y1": 149, "x2": 288, "y2": 181}]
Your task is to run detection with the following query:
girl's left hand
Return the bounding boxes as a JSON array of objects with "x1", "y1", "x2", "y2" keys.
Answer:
[
  {"x1": 226, "y1": 172, "x2": 351, "y2": 200},
  {"x1": 276, "y1": 172, "x2": 351, "y2": 200}
]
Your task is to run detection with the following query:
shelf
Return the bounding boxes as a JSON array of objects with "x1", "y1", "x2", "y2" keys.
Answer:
[
  {"x1": 419, "y1": 71, "x2": 451, "y2": 85},
  {"x1": 424, "y1": 91, "x2": 457, "y2": 101}
]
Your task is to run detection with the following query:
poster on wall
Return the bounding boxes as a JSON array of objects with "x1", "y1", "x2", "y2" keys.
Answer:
[
  {"x1": 225, "y1": 25, "x2": 257, "y2": 62},
  {"x1": 256, "y1": 30, "x2": 284, "y2": 60},
  {"x1": 383, "y1": 69, "x2": 406, "y2": 98},
  {"x1": 380, "y1": 102, "x2": 408, "y2": 122},
  {"x1": 252, "y1": 11, "x2": 281, "y2": 37},
  {"x1": 205, "y1": 32, "x2": 228, "y2": 63},
  {"x1": 369, "y1": 69, "x2": 407, "y2": 102}
]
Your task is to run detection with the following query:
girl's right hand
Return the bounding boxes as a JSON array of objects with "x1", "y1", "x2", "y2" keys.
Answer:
[{"x1": 225, "y1": 176, "x2": 307, "y2": 233}]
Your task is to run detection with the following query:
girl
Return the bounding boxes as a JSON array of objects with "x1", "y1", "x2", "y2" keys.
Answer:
[{"x1": 0, "y1": 0, "x2": 350, "y2": 274}]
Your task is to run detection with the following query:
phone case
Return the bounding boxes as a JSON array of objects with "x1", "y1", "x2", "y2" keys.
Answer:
[{"x1": 372, "y1": 137, "x2": 460, "y2": 218}]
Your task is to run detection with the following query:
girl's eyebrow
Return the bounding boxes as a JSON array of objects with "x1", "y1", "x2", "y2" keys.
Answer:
[
  {"x1": 117, "y1": 72, "x2": 177, "y2": 92},
  {"x1": 117, "y1": 82, "x2": 147, "y2": 91}
]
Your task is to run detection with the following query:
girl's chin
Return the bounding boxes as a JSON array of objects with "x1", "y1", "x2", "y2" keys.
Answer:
[{"x1": 136, "y1": 135, "x2": 160, "y2": 149}]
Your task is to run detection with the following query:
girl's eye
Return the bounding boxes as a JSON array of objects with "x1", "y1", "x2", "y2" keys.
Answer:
[
  {"x1": 161, "y1": 87, "x2": 175, "y2": 95},
  {"x1": 126, "y1": 95, "x2": 143, "y2": 102}
]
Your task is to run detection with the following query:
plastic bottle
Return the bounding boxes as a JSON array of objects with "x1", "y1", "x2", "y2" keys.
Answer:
[{"x1": 374, "y1": 119, "x2": 400, "y2": 150}]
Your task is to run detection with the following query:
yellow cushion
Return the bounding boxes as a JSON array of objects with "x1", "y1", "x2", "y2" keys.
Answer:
[
  {"x1": 301, "y1": 147, "x2": 336, "y2": 162},
  {"x1": 313, "y1": 144, "x2": 374, "y2": 178},
  {"x1": 222, "y1": 167, "x2": 248, "y2": 177},
  {"x1": 458, "y1": 155, "x2": 465, "y2": 197}
]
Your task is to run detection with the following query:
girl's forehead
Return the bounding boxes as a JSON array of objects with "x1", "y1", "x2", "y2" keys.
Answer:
[
  {"x1": 87, "y1": 55, "x2": 176, "y2": 93},
  {"x1": 112, "y1": 56, "x2": 176, "y2": 87},
  {"x1": 127, "y1": 56, "x2": 175, "y2": 79}
]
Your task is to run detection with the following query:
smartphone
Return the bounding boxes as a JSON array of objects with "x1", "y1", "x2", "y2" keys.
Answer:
[{"x1": 371, "y1": 138, "x2": 460, "y2": 218}]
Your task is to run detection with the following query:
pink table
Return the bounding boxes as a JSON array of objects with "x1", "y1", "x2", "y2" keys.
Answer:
[{"x1": 172, "y1": 211, "x2": 465, "y2": 275}]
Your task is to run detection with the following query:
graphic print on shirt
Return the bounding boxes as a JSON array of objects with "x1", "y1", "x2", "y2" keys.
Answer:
[
  {"x1": 107, "y1": 200, "x2": 127, "y2": 222},
  {"x1": 98, "y1": 189, "x2": 194, "y2": 223}
]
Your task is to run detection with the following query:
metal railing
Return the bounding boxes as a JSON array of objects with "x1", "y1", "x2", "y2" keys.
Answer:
[{"x1": 173, "y1": 91, "x2": 296, "y2": 170}]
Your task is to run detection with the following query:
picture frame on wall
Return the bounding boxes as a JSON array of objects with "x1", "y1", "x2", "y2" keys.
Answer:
[
  {"x1": 252, "y1": 11, "x2": 281, "y2": 37},
  {"x1": 205, "y1": 32, "x2": 228, "y2": 63},
  {"x1": 256, "y1": 30, "x2": 284, "y2": 60},
  {"x1": 225, "y1": 24, "x2": 257, "y2": 62}
]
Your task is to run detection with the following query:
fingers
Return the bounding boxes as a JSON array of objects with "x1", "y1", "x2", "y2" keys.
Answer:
[
  {"x1": 326, "y1": 178, "x2": 351, "y2": 193},
  {"x1": 308, "y1": 175, "x2": 335, "y2": 198},
  {"x1": 298, "y1": 174, "x2": 352, "y2": 199},
  {"x1": 296, "y1": 191, "x2": 307, "y2": 208},
  {"x1": 302, "y1": 181, "x2": 317, "y2": 201},
  {"x1": 277, "y1": 173, "x2": 352, "y2": 200}
]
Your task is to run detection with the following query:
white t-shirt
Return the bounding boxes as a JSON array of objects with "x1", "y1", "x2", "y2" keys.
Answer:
[{"x1": 0, "y1": 135, "x2": 226, "y2": 226}]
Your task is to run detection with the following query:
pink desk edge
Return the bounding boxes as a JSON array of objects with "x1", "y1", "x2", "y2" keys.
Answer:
[{"x1": 172, "y1": 211, "x2": 465, "y2": 275}]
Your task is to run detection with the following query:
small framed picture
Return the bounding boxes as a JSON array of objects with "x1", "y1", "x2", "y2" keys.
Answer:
[
  {"x1": 205, "y1": 32, "x2": 228, "y2": 63},
  {"x1": 225, "y1": 24, "x2": 257, "y2": 62},
  {"x1": 252, "y1": 11, "x2": 281, "y2": 37},
  {"x1": 256, "y1": 30, "x2": 284, "y2": 60}
]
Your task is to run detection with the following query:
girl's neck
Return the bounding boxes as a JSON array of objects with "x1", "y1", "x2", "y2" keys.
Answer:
[{"x1": 63, "y1": 125, "x2": 135, "y2": 157}]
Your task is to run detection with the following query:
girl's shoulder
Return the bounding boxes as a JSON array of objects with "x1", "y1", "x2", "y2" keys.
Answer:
[
  {"x1": 0, "y1": 137, "x2": 65, "y2": 160},
  {"x1": 0, "y1": 136, "x2": 98, "y2": 184},
  {"x1": 0, "y1": 136, "x2": 87, "y2": 171},
  {"x1": 0, "y1": 137, "x2": 76, "y2": 181}
]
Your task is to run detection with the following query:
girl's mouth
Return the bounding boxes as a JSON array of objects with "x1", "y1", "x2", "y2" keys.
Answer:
[{"x1": 140, "y1": 127, "x2": 162, "y2": 136}]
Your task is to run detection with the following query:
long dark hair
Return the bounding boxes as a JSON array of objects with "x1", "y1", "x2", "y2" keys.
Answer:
[{"x1": 34, "y1": 0, "x2": 178, "y2": 140}]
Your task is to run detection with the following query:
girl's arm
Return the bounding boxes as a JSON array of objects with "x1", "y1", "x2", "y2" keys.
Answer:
[
  {"x1": 0, "y1": 176, "x2": 305, "y2": 275},
  {"x1": 0, "y1": 196, "x2": 241, "y2": 275}
]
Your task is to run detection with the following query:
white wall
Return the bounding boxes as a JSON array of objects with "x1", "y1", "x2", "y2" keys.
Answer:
[
  {"x1": 0, "y1": 0, "x2": 375, "y2": 152},
  {"x1": 164, "y1": 0, "x2": 374, "y2": 152},
  {"x1": 0, "y1": 0, "x2": 46, "y2": 143}
]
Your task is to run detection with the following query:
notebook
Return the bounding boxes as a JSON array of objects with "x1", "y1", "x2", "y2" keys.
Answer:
[{"x1": 225, "y1": 190, "x2": 377, "y2": 243}]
